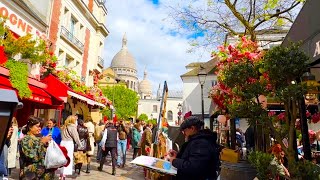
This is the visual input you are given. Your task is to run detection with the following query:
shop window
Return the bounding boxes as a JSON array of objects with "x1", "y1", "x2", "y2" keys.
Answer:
[
  {"x1": 167, "y1": 110, "x2": 173, "y2": 121},
  {"x1": 62, "y1": 103, "x2": 72, "y2": 124}
]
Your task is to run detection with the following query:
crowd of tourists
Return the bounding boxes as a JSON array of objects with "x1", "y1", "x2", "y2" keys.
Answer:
[{"x1": 0, "y1": 114, "x2": 157, "y2": 179}]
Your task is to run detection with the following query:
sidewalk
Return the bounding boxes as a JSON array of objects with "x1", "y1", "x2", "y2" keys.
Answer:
[{"x1": 8, "y1": 148, "x2": 145, "y2": 180}]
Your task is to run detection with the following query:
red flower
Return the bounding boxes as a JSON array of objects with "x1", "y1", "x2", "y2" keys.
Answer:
[
  {"x1": 306, "y1": 110, "x2": 311, "y2": 118},
  {"x1": 0, "y1": 46, "x2": 8, "y2": 65},
  {"x1": 311, "y1": 113, "x2": 320, "y2": 123},
  {"x1": 268, "y1": 111, "x2": 276, "y2": 117},
  {"x1": 277, "y1": 112, "x2": 285, "y2": 121},
  {"x1": 266, "y1": 84, "x2": 272, "y2": 91}
]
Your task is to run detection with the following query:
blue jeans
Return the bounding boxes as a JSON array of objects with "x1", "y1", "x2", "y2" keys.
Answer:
[{"x1": 117, "y1": 139, "x2": 127, "y2": 166}]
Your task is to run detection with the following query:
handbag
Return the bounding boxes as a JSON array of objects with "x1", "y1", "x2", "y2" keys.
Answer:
[
  {"x1": 66, "y1": 127, "x2": 78, "y2": 152},
  {"x1": 220, "y1": 148, "x2": 240, "y2": 163}
]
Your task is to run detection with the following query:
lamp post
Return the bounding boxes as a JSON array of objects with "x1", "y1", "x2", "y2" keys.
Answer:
[
  {"x1": 197, "y1": 66, "x2": 207, "y2": 127},
  {"x1": 177, "y1": 103, "x2": 182, "y2": 125},
  {"x1": 0, "y1": 89, "x2": 23, "y2": 153}
]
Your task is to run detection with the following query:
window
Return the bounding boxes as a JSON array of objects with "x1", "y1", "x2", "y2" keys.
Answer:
[
  {"x1": 70, "y1": 16, "x2": 77, "y2": 36},
  {"x1": 167, "y1": 110, "x2": 173, "y2": 121},
  {"x1": 130, "y1": 81, "x2": 133, "y2": 89},
  {"x1": 212, "y1": 80, "x2": 217, "y2": 86},
  {"x1": 65, "y1": 55, "x2": 73, "y2": 66},
  {"x1": 153, "y1": 105, "x2": 157, "y2": 113}
]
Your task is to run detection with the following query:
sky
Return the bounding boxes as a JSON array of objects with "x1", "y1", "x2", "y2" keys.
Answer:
[{"x1": 103, "y1": 0, "x2": 209, "y2": 93}]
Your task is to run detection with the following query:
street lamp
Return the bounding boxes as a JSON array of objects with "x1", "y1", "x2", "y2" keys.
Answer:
[
  {"x1": 177, "y1": 103, "x2": 182, "y2": 125},
  {"x1": 197, "y1": 65, "x2": 207, "y2": 126},
  {"x1": 150, "y1": 114, "x2": 153, "y2": 120},
  {"x1": 0, "y1": 89, "x2": 23, "y2": 153}
]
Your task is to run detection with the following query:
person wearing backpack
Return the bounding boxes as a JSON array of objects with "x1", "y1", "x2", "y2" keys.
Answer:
[{"x1": 168, "y1": 116, "x2": 219, "y2": 180}]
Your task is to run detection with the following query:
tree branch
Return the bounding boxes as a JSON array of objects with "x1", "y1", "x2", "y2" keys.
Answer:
[
  {"x1": 225, "y1": 0, "x2": 256, "y2": 40},
  {"x1": 232, "y1": 0, "x2": 238, "y2": 6},
  {"x1": 253, "y1": 1, "x2": 300, "y2": 29}
]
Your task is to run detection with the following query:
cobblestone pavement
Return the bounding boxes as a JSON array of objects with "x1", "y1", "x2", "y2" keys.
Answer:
[{"x1": 8, "y1": 148, "x2": 145, "y2": 180}]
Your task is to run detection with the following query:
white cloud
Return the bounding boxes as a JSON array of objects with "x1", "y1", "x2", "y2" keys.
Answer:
[{"x1": 103, "y1": 0, "x2": 210, "y2": 94}]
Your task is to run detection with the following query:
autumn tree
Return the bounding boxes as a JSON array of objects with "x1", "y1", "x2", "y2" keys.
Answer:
[
  {"x1": 167, "y1": 0, "x2": 304, "y2": 50},
  {"x1": 101, "y1": 85, "x2": 139, "y2": 120}
]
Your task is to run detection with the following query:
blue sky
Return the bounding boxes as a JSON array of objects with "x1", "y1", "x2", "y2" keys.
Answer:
[{"x1": 103, "y1": 0, "x2": 209, "y2": 94}]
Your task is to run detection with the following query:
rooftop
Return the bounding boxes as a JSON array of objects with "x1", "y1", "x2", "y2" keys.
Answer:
[{"x1": 180, "y1": 58, "x2": 218, "y2": 77}]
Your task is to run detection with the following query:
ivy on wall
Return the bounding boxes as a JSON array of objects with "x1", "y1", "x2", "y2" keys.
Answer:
[{"x1": 5, "y1": 59, "x2": 31, "y2": 98}]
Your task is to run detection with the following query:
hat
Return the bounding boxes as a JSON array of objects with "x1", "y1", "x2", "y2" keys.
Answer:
[
  {"x1": 58, "y1": 145, "x2": 71, "y2": 167},
  {"x1": 180, "y1": 116, "x2": 204, "y2": 131}
]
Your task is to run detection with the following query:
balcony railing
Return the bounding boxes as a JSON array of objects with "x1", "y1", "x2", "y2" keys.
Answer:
[
  {"x1": 98, "y1": 56, "x2": 104, "y2": 68},
  {"x1": 61, "y1": 26, "x2": 84, "y2": 52}
]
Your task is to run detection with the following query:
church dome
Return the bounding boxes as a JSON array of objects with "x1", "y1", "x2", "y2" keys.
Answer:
[
  {"x1": 111, "y1": 33, "x2": 137, "y2": 70},
  {"x1": 139, "y1": 70, "x2": 152, "y2": 95}
]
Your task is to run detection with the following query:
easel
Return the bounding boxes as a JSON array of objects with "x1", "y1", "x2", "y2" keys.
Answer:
[{"x1": 145, "y1": 81, "x2": 173, "y2": 180}]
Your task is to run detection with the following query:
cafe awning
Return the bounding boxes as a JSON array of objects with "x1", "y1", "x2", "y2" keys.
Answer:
[
  {"x1": 42, "y1": 74, "x2": 106, "y2": 108},
  {"x1": 0, "y1": 75, "x2": 52, "y2": 105}
]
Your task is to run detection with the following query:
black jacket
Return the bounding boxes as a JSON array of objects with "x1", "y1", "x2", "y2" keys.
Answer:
[
  {"x1": 172, "y1": 130, "x2": 218, "y2": 180},
  {"x1": 105, "y1": 126, "x2": 118, "y2": 148}
]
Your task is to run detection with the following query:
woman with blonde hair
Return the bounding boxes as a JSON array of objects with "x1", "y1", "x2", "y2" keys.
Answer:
[{"x1": 58, "y1": 115, "x2": 81, "y2": 179}]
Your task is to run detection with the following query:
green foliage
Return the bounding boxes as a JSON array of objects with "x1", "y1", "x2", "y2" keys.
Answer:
[
  {"x1": 138, "y1": 113, "x2": 149, "y2": 121},
  {"x1": 56, "y1": 69, "x2": 89, "y2": 94},
  {"x1": 291, "y1": 160, "x2": 320, "y2": 179},
  {"x1": 264, "y1": 43, "x2": 310, "y2": 89},
  {"x1": 101, "y1": 85, "x2": 139, "y2": 120},
  {"x1": 101, "y1": 108, "x2": 111, "y2": 119},
  {"x1": 147, "y1": 119, "x2": 157, "y2": 125},
  {"x1": 248, "y1": 151, "x2": 276, "y2": 180},
  {"x1": 5, "y1": 59, "x2": 31, "y2": 98}
]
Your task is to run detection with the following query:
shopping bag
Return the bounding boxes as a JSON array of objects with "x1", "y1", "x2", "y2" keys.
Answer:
[{"x1": 44, "y1": 141, "x2": 67, "y2": 169}]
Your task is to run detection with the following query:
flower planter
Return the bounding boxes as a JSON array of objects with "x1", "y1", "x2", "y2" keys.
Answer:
[{"x1": 220, "y1": 160, "x2": 256, "y2": 180}]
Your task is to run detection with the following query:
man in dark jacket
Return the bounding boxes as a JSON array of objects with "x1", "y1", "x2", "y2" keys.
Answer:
[
  {"x1": 168, "y1": 116, "x2": 219, "y2": 180},
  {"x1": 98, "y1": 122, "x2": 118, "y2": 175}
]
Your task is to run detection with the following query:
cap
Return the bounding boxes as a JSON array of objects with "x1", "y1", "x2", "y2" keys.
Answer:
[{"x1": 180, "y1": 116, "x2": 204, "y2": 131}]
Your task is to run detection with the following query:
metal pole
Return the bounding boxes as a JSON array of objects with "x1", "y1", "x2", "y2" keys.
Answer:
[
  {"x1": 298, "y1": 95, "x2": 312, "y2": 160},
  {"x1": 201, "y1": 84, "x2": 205, "y2": 128}
]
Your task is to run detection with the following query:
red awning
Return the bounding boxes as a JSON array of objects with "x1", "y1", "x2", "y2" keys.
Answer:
[
  {"x1": 41, "y1": 74, "x2": 68, "y2": 102},
  {"x1": 0, "y1": 75, "x2": 52, "y2": 105},
  {"x1": 42, "y1": 74, "x2": 107, "y2": 108}
]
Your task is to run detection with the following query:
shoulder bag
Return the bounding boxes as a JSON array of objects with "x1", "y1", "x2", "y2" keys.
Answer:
[{"x1": 66, "y1": 127, "x2": 78, "y2": 152}]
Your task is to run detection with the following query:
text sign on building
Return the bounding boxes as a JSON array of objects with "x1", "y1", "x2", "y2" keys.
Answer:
[{"x1": 0, "y1": 2, "x2": 46, "y2": 38}]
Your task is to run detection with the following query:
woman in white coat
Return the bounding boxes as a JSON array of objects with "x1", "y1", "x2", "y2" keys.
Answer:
[
  {"x1": 58, "y1": 115, "x2": 81, "y2": 179},
  {"x1": 84, "y1": 118, "x2": 95, "y2": 173},
  {"x1": 8, "y1": 117, "x2": 19, "y2": 174}
]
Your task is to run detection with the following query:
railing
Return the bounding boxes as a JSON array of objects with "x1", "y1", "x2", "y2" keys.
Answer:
[
  {"x1": 98, "y1": 56, "x2": 104, "y2": 68},
  {"x1": 61, "y1": 26, "x2": 84, "y2": 52}
]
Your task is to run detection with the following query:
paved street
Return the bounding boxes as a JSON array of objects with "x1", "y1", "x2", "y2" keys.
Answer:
[{"x1": 8, "y1": 148, "x2": 145, "y2": 180}]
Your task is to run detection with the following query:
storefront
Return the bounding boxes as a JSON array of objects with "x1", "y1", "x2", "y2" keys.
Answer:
[{"x1": 42, "y1": 74, "x2": 107, "y2": 125}]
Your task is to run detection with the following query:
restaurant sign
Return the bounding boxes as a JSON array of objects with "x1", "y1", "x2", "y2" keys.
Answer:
[{"x1": 0, "y1": 2, "x2": 46, "y2": 39}]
